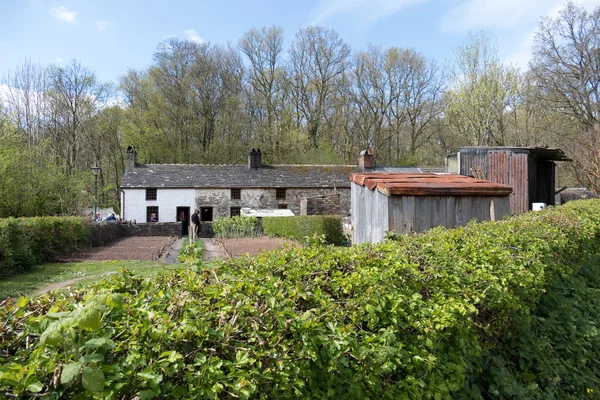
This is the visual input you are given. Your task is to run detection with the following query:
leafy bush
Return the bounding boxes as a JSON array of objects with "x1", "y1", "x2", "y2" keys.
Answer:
[
  {"x1": 2, "y1": 200, "x2": 600, "y2": 398},
  {"x1": 212, "y1": 216, "x2": 260, "y2": 239},
  {"x1": 262, "y1": 215, "x2": 345, "y2": 245},
  {"x1": 178, "y1": 238, "x2": 205, "y2": 262},
  {"x1": 0, "y1": 217, "x2": 92, "y2": 276}
]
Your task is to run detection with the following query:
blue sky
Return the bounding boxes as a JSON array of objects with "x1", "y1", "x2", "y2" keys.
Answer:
[{"x1": 0, "y1": 0, "x2": 597, "y2": 84}]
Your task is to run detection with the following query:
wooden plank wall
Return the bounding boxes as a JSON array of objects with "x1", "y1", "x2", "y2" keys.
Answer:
[
  {"x1": 351, "y1": 183, "x2": 389, "y2": 244},
  {"x1": 386, "y1": 195, "x2": 510, "y2": 238}
]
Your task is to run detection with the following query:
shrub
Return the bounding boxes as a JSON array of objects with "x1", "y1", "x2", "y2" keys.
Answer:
[
  {"x1": 178, "y1": 238, "x2": 205, "y2": 262},
  {"x1": 0, "y1": 217, "x2": 92, "y2": 276},
  {"x1": 212, "y1": 216, "x2": 260, "y2": 239},
  {"x1": 2, "y1": 201, "x2": 600, "y2": 398},
  {"x1": 262, "y1": 215, "x2": 345, "y2": 245}
]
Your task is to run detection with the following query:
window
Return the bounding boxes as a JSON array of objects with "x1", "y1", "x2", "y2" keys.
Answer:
[
  {"x1": 231, "y1": 188, "x2": 241, "y2": 200},
  {"x1": 147, "y1": 206, "x2": 159, "y2": 222},
  {"x1": 230, "y1": 207, "x2": 241, "y2": 217},
  {"x1": 146, "y1": 188, "x2": 157, "y2": 201},
  {"x1": 276, "y1": 188, "x2": 286, "y2": 200},
  {"x1": 278, "y1": 204, "x2": 288, "y2": 209}
]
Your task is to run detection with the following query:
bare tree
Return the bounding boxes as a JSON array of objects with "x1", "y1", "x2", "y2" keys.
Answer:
[
  {"x1": 289, "y1": 26, "x2": 351, "y2": 148},
  {"x1": 239, "y1": 25, "x2": 285, "y2": 136},
  {"x1": 1, "y1": 58, "x2": 47, "y2": 148},
  {"x1": 531, "y1": 1, "x2": 600, "y2": 131},
  {"x1": 46, "y1": 59, "x2": 108, "y2": 175},
  {"x1": 531, "y1": 2, "x2": 600, "y2": 192}
]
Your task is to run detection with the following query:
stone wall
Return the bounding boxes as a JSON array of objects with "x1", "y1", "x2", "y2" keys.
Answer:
[
  {"x1": 91, "y1": 222, "x2": 122, "y2": 247},
  {"x1": 120, "y1": 222, "x2": 182, "y2": 237},
  {"x1": 91, "y1": 221, "x2": 215, "y2": 247},
  {"x1": 300, "y1": 194, "x2": 341, "y2": 216}
]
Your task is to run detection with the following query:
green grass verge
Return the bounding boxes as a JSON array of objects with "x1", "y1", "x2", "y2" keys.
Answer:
[{"x1": 0, "y1": 260, "x2": 181, "y2": 299}]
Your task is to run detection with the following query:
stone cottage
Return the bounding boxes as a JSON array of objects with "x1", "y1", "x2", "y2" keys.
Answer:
[{"x1": 120, "y1": 148, "x2": 418, "y2": 224}]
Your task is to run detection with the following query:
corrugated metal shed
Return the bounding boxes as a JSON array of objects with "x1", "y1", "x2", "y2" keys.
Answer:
[
  {"x1": 350, "y1": 173, "x2": 512, "y2": 244},
  {"x1": 458, "y1": 147, "x2": 569, "y2": 215}
]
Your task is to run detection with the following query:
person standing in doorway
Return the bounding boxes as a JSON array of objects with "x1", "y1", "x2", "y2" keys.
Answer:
[
  {"x1": 191, "y1": 209, "x2": 200, "y2": 239},
  {"x1": 179, "y1": 210, "x2": 188, "y2": 236}
]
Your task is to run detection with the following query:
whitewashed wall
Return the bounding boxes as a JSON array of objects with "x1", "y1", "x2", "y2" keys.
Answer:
[{"x1": 121, "y1": 188, "x2": 196, "y2": 223}]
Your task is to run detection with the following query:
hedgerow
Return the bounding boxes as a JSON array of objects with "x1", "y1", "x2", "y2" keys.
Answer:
[
  {"x1": 1, "y1": 200, "x2": 600, "y2": 398},
  {"x1": 0, "y1": 217, "x2": 92, "y2": 276},
  {"x1": 212, "y1": 216, "x2": 260, "y2": 239},
  {"x1": 262, "y1": 215, "x2": 346, "y2": 245}
]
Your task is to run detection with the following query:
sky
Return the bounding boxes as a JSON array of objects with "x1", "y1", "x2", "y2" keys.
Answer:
[{"x1": 0, "y1": 0, "x2": 598, "y2": 85}]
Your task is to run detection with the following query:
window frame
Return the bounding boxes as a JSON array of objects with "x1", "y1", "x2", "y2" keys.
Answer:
[
  {"x1": 146, "y1": 206, "x2": 159, "y2": 222},
  {"x1": 230, "y1": 206, "x2": 241, "y2": 217},
  {"x1": 277, "y1": 203, "x2": 288, "y2": 209},
  {"x1": 146, "y1": 188, "x2": 157, "y2": 201},
  {"x1": 231, "y1": 188, "x2": 241, "y2": 200},
  {"x1": 276, "y1": 188, "x2": 286, "y2": 200}
]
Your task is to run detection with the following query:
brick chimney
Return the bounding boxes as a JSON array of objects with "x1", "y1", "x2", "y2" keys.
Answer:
[
  {"x1": 359, "y1": 149, "x2": 374, "y2": 170},
  {"x1": 248, "y1": 148, "x2": 262, "y2": 169},
  {"x1": 126, "y1": 146, "x2": 137, "y2": 169}
]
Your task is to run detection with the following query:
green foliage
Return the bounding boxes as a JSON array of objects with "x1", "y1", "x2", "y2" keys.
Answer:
[
  {"x1": 178, "y1": 238, "x2": 205, "y2": 263},
  {"x1": 0, "y1": 123, "x2": 93, "y2": 218},
  {"x1": 0, "y1": 217, "x2": 92, "y2": 276},
  {"x1": 212, "y1": 216, "x2": 260, "y2": 239},
  {"x1": 262, "y1": 215, "x2": 345, "y2": 245},
  {"x1": 1, "y1": 200, "x2": 600, "y2": 398}
]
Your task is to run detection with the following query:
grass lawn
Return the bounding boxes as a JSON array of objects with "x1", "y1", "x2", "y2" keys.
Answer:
[{"x1": 0, "y1": 260, "x2": 184, "y2": 300}]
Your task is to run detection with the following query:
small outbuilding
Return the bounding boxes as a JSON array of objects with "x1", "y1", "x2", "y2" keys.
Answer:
[
  {"x1": 351, "y1": 173, "x2": 513, "y2": 244},
  {"x1": 451, "y1": 146, "x2": 570, "y2": 215}
]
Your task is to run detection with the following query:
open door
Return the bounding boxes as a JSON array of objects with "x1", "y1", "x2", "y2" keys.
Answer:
[{"x1": 176, "y1": 207, "x2": 190, "y2": 235}]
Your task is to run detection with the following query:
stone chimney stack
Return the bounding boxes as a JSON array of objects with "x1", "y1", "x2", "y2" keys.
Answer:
[
  {"x1": 248, "y1": 148, "x2": 262, "y2": 169},
  {"x1": 359, "y1": 149, "x2": 374, "y2": 170},
  {"x1": 126, "y1": 146, "x2": 137, "y2": 169}
]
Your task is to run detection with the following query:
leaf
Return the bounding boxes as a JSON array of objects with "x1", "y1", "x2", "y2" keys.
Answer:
[
  {"x1": 25, "y1": 379, "x2": 43, "y2": 393},
  {"x1": 138, "y1": 367, "x2": 163, "y2": 386},
  {"x1": 16, "y1": 296, "x2": 29, "y2": 307},
  {"x1": 138, "y1": 389, "x2": 160, "y2": 399},
  {"x1": 77, "y1": 307, "x2": 103, "y2": 332},
  {"x1": 84, "y1": 337, "x2": 115, "y2": 350},
  {"x1": 61, "y1": 362, "x2": 82, "y2": 385},
  {"x1": 81, "y1": 366, "x2": 104, "y2": 392}
]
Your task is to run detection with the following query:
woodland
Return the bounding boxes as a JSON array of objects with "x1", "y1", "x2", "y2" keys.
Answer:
[{"x1": 0, "y1": 2, "x2": 598, "y2": 217}]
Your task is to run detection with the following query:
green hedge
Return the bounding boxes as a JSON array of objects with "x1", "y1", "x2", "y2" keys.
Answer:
[
  {"x1": 0, "y1": 217, "x2": 92, "y2": 276},
  {"x1": 2, "y1": 201, "x2": 600, "y2": 398},
  {"x1": 212, "y1": 216, "x2": 260, "y2": 239},
  {"x1": 262, "y1": 215, "x2": 346, "y2": 245}
]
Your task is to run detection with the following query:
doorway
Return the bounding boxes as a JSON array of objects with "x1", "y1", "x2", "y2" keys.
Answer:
[
  {"x1": 176, "y1": 207, "x2": 190, "y2": 235},
  {"x1": 200, "y1": 207, "x2": 213, "y2": 222}
]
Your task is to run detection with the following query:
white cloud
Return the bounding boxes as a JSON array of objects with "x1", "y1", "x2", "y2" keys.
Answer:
[
  {"x1": 503, "y1": 31, "x2": 536, "y2": 70},
  {"x1": 96, "y1": 20, "x2": 113, "y2": 31},
  {"x1": 442, "y1": 0, "x2": 598, "y2": 32},
  {"x1": 441, "y1": 0, "x2": 549, "y2": 32},
  {"x1": 310, "y1": 0, "x2": 427, "y2": 25},
  {"x1": 500, "y1": 0, "x2": 598, "y2": 70},
  {"x1": 54, "y1": 57, "x2": 64, "y2": 64},
  {"x1": 50, "y1": 6, "x2": 77, "y2": 23},
  {"x1": 185, "y1": 29, "x2": 204, "y2": 43}
]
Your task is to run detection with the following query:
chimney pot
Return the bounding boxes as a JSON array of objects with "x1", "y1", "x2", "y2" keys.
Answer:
[
  {"x1": 359, "y1": 149, "x2": 374, "y2": 170},
  {"x1": 248, "y1": 148, "x2": 262, "y2": 168},
  {"x1": 126, "y1": 147, "x2": 137, "y2": 169}
]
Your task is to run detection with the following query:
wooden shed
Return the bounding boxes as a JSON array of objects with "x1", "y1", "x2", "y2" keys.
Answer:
[
  {"x1": 350, "y1": 173, "x2": 512, "y2": 244},
  {"x1": 456, "y1": 147, "x2": 570, "y2": 215}
]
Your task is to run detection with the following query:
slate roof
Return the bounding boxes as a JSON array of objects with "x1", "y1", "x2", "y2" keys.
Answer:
[{"x1": 121, "y1": 163, "x2": 424, "y2": 189}]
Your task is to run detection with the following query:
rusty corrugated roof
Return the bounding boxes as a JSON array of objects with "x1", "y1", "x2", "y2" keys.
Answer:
[{"x1": 350, "y1": 173, "x2": 513, "y2": 196}]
